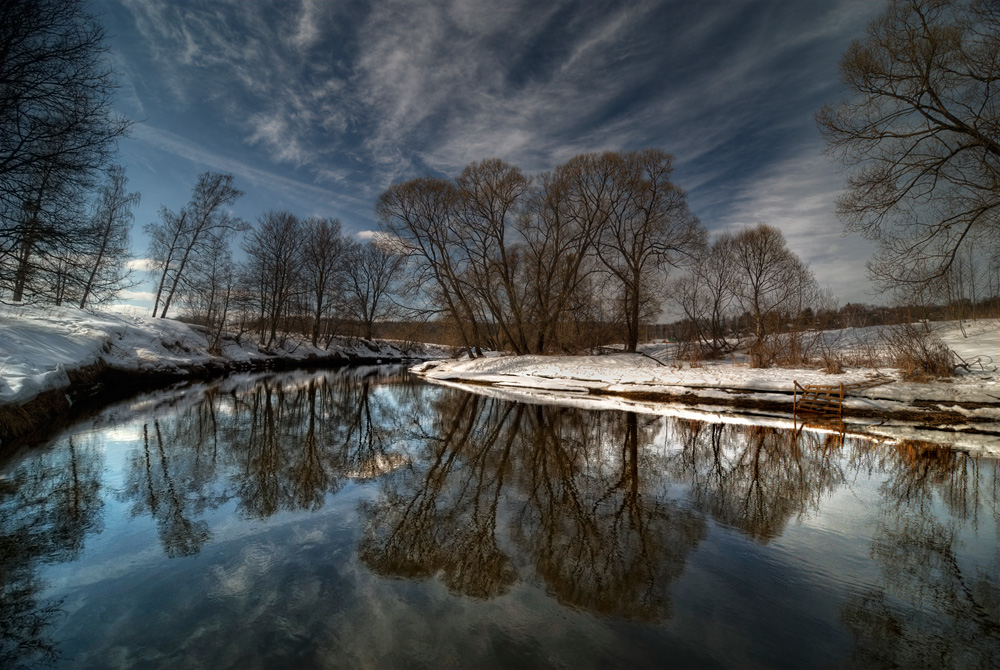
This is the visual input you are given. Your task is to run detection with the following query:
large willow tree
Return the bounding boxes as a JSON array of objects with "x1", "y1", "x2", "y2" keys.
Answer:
[{"x1": 377, "y1": 150, "x2": 704, "y2": 355}]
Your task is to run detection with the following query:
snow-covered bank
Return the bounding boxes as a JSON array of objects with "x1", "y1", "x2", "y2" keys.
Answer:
[
  {"x1": 412, "y1": 320, "x2": 1000, "y2": 443},
  {"x1": 0, "y1": 305, "x2": 448, "y2": 444},
  {"x1": 426, "y1": 376, "x2": 1000, "y2": 457}
]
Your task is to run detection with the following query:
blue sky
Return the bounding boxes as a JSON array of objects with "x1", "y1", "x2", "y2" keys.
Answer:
[{"x1": 94, "y1": 0, "x2": 885, "y2": 314}]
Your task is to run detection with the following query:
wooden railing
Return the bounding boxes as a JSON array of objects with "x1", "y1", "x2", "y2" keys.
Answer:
[{"x1": 793, "y1": 381, "x2": 844, "y2": 418}]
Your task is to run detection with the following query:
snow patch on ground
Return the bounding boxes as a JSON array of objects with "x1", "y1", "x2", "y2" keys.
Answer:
[
  {"x1": 414, "y1": 320, "x2": 1000, "y2": 434},
  {"x1": 0, "y1": 304, "x2": 448, "y2": 406}
]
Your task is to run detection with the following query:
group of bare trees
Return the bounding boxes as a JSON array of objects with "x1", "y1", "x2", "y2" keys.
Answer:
[
  {"x1": 671, "y1": 224, "x2": 823, "y2": 365},
  {"x1": 236, "y1": 213, "x2": 406, "y2": 348},
  {"x1": 144, "y1": 173, "x2": 407, "y2": 350},
  {"x1": 377, "y1": 150, "x2": 704, "y2": 355},
  {"x1": 0, "y1": 0, "x2": 135, "y2": 307}
]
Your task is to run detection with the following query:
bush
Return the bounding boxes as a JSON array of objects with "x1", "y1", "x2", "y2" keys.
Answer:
[
  {"x1": 885, "y1": 323, "x2": 954, "y2": 381},
  {"x1": 821, "y1": 354, "x2": 844, "y2": 374}
]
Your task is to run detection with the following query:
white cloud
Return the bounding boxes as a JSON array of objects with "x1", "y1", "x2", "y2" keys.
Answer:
[
  {"x1": 131, "y1": 124, "x2": 369, "y2": 211},
  {"x1": 127, "y1": 258, "x2": 155, "y2": 273},
  {"x1": 714, "y1": 141, "x2": 878, "y2": 305},
  {"x1": 288, "y1": 0, "x2": 322, "y2": 51}
]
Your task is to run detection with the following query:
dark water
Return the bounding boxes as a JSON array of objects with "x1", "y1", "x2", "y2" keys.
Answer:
[{"x1": 1, "y1": 366, "x2": 997, "y2": 669}]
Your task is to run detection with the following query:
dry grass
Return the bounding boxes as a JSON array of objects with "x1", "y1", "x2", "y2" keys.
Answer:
[
  {"x1": 821, "y1": 355, "x2": 844, "y2": 374},
  {"x1": 884, "y1": 323, "x2": 954, "y2": 381}
]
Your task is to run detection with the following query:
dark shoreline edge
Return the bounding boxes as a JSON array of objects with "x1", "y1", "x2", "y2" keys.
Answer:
[{"x1": 0, "y1": 353, "x2": 418, "y2": 457}]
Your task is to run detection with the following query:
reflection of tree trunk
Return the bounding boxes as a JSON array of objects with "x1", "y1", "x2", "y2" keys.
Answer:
[
  {"x1": 359, "y1": 393, "x2": 523, "y2": 599},
  {"x1": 292, "y1": 380, "x2": 328, "y2": 509},
  {"x1": 68, "y1": 438, "x2": 82, "y2": 522},
  {"x1": 249, "y1": 385, "x2": 282, "y2": 517},
  {"x1": 142, "y1": 423, "x2": 159, "y2": 517},
  {"x1": 152, "y1": 421, "x2": 210, "y2": 557}
]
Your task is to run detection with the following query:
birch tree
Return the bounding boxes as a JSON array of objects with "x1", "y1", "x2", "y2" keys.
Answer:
[
  {"x1": 78, "y1": 166, "x2": 139, "y2": 308},
  {"x1": 146, "y1": 172, "x2": 244, "y2": 318}
]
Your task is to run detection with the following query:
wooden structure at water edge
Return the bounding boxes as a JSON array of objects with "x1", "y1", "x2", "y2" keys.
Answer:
[{"x1": 792, "y1": 381, "x2": 845, "y2": 418}]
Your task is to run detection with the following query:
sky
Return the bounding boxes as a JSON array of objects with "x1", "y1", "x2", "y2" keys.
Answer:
[{"x1": 92, "y1": 0, "x2": 887, "y2": 315}]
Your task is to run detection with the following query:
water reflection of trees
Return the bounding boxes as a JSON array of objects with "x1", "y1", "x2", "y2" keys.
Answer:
[
  {"x1": 359, "y1": 393, "x2": 706, "y2": 619},
  {"x1": 840, "y1": 440, "x2": 1000, "y2": 668},
  {"x1": 122, "y1": 421, "x2": 216, "y2": 557},
  {"x1": 667, "y1": 420, "x2": 846, "y2": 542},
  {"x1": 360, "y1": 394, "x2": 522, "y2": 599},
  {"x1": 512, "y1": 408, "x2": 704, "y2": 619},
  {"x1": 118, "y1": 367, "x2": 417, "y2": 548},
  {"x1": 3, "y1": 370, "x2": 999, "y2": 662},
  {"x1": 0, "y1": 437, "x2": 105, "y2": 669}
]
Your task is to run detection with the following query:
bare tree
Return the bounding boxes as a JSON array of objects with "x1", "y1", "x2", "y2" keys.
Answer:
[
  {"x1": 343, "y1": 237, "x2": 407, "y2": 341},
  {"x1": 242, "y1": 210, "x2": 303, "y2": 348},
  {"x1": 517, "y1": 156, "x2": 615, "y2": 353},
  {"x1": 181, "y1": 232, "x2": 235, "y2": 353},
  {"x1": 300, "y1": 217, "x2": 348, "y2": 347},
  {"x1": 592, "y1": 149, "x2": 705, "y2": 352},
  {"x1": 0, "y1": 0, "x2": 130, "y2": 302},
  {"x1": 729, "y1": 224, "x2": 819, "y2": 366},
  {"x1": 453, "y1": 159, "x2": 534, "y2": 352},
  {"x1": 671, "y1": 232, "x2": 737, "y2": 357},
  {"x1": 78, "y1": 166, "x2": 139, "y2": 308},
  {"x1": 5, "y1": 157, "x2": 68, "y2": 302},
  {"x1": 377, "y1": 177, "x2": 485, "y2": 356},
  {"x1": 377, "y1": 151, "x2": 704, "y2": 354},
  {"x1": 146, "y1": 172, "x2": 244, "y2": 318},
  {"x1": 818, "y1": 0, "x2": 1000, "y2": 291}
]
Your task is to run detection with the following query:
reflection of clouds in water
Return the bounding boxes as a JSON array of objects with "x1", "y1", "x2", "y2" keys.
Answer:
[
  {"x1": 317, "y1": 577, "x2": 622, "y2": 668},
  {"x1": 91, "y1": 424, "x2": 145, "y2": 443},
  {"x1": 7, "y1": 369, "x2": 997, "y2": 668},
  {"x1": 209, "y1": 541, "x2": 281, "y2": 600}
]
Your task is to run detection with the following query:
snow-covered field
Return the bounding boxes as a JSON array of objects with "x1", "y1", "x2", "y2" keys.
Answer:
[
  {"x1": 412, "y1": 319, "x2": 1000, "y2": 451},
  {"x1": 0, "y1": 304, "x2": 446, "y2": 407}
]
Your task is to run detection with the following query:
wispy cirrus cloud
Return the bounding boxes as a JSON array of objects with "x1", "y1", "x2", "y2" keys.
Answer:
[
  {"x1": 104, "y1": 0, "x2": 886, "y2": 300},
  {"x1": 112, "y1": 0, "x2": 876, "y2": 190},
  {"x1": 712, "y1": 140, "x2": 878, "y2": 303}
]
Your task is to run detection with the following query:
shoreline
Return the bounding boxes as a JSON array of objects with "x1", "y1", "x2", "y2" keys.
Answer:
[
  {"x1": 410, "y1": 353, "x2": 1000, "y2": 455},
  {"x1": 0, "y1": 353, "x2": 419, "y2": 454},
  {"x1": 417, "y1": 375, "x2": 1000, "y2": 457}
]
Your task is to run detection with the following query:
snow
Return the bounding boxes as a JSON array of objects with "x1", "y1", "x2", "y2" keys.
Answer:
[
  {"x1": 0, "y1": 304, "x2": 447, "y2": 406},
  {"x1": 414, "y1": 320, "x2": 999, "y2": 404},
  {"x1": 412, "y1": 319, "x2": 1000, "y2": 448},
  {"x1": 1, "y1": 303, "x2": 997, "y2": 453},
  {"x1": 425, "y1": 376, "x2": 1000, "y2": 457}
]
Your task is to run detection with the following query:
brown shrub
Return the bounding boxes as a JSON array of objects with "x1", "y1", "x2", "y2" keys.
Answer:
[
  {"x1": 821, "y1": 355, "x2": 844, "y2": 374},
  {"x1": 885, "y1": 323, "x2": 954, "y2": 381}
]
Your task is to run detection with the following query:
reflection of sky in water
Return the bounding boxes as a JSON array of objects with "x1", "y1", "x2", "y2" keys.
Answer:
[{"x1": 0, "y1": 367, "x2": 996, "y2": 669}]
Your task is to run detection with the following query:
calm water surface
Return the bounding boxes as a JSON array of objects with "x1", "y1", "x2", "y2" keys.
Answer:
[{"x1": 1, "y1": 366, "x2": 997, "y2": 669}]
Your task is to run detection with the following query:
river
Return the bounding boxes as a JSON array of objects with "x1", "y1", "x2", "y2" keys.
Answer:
[{"x1": 1, "y1": 366, "x2": 997, "y2": 669}]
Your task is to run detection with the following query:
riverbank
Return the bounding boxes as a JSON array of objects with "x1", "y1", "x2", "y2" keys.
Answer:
[
  {"x1": 411, "y1": 319, "x2": 1000, "y2": 453},
  {"x1": 0, "y1": 304, "x2": 447, "y2": 448}
]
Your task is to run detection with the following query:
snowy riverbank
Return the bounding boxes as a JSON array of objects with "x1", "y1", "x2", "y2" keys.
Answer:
[
  {"x1": 0, "y1": 305, "x2": 448, "y2": 445},
  {"x1": 1, "y1": 304, "x2": 997, "y2": 452},
  {"x1": 411, "y1": 320, "x2": 1000, "y2": 450}
]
